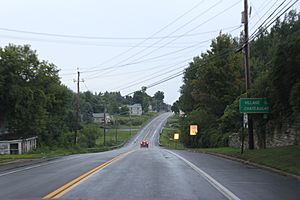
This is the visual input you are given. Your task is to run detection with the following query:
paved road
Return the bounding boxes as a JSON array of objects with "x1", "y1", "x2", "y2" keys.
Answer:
[{"x1": 0, "y1": 113, "x2": 299, "y2": 200}]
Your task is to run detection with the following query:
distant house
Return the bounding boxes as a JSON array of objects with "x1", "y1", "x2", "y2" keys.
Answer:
[
  {"x1": 127, "y1": 104, "x2": 143, "y2": 115},
  {"x1": 148, "y1": 105, "x2": 154, "y2": 112},
  {"x1": 0, "y1": 135, "x2": 38, "y2": 155},
  {"x1": 92, "y1": 113, "x2": 111, "y2": 124}
]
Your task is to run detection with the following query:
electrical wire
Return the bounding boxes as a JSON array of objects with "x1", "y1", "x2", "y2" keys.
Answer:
[
  {"x1": 97, "y1": 0, "x2": 224, "y2": 73},
  {"x1": 93, "y1": 0, "x2": 241, "y2": 78},
  {"x1": 85, "y1": 0, "x2": 206, "y2": 70},
  {"x1": 0, "y1": 25, "x2": 240, "y2": 41},
  {"x1": 249, "y1": 0, "x2": 298, "y2": 42}
]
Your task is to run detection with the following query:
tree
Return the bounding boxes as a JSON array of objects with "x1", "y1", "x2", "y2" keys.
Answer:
[
  {"x1": 171, "y1": 100, "x2": 180, "y2": 114},
  {"x1": 153, "y1": 91, "x2": 164, "y2": 112},
  {"x1": 0, "y1": 44, "x2": 72, "y2": 146},
  {"x1": 82, "y1": 102, "x2": 94, "y2": 123}
]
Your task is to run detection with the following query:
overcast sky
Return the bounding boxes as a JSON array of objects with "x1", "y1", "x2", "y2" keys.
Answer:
[{"x1": 0, "y1": 0, "x2": 298, "y2": 104}]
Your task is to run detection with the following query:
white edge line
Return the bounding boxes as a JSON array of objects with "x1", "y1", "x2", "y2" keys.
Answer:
[
  {"x1": 166, "y1": 150, "x2": 240, "y2": 200},
  {"x1": 0, "y1": 151, "x2": 109, "y2": 177}
]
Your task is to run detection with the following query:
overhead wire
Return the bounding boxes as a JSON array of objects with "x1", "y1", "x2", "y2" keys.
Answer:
[
  {"x1": 83, "y1": 0, "x2": 206, "y2": 71},
  {"x1": 84, "y1": 38, "x2": 212, "y2": 79},
  {"x1": 249, "y1": 0, "x2": 298, "y2": 41},
  {"x1": 0, "y1": 25, "x2": 240, "y2": 41},
  {"x1": 122, "y1": 1, "x2": 299, "y2": 96},
  {"x1": 94, "y1": 0, "x2": 224, "y2": 74},
  {"x1": 85, "y1": 1, "x2": 241, "y2": 79},
  {"x1": 108, "y1": 25, "x2": 242, "y2": 92}
]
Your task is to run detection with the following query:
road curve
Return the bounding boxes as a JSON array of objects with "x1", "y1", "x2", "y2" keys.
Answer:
[{"x1": 0, "y1": 112, "x2": 299, "y2": 200}]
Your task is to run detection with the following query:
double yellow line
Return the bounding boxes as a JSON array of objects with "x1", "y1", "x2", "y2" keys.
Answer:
[{"x1": 43, "y1": 151, "x2": 133, "y2": 199}]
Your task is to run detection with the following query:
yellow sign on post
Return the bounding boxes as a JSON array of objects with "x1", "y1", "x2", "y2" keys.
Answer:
[
  {"x1": 190, "y1": 125, "x2": 198, "y2": 135},
  {"x1": 174, "y1": 133, "x2": 179, "y2": 140}
]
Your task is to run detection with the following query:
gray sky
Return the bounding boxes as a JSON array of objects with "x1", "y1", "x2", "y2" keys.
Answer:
[{"x1": 0, "y1": 0, "x2": 298, "y2": 104}]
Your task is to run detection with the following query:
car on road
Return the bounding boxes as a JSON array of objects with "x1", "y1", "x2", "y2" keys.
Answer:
[{"x1": 140, "y1": 140, "x2": 149, "y2": 148}]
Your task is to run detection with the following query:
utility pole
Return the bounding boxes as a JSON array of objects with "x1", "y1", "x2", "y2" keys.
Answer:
[
  {"x1": 74, "y1": 69, "x2": 80, "y2": 144},
  {"x1": 115, "y1": 116, "x2": 118, "y2": 143},
  {"x1": 103, "y1": 106, "x2": 106, "y2": 146},
  {"x1": 129, "y1": 113, "x2": 132, "y2": 136},
  {"x1": 243, "y1": 0, "x2": 254, "y2": 149}
]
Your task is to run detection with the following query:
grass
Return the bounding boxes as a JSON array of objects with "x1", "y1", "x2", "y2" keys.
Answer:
[
  {"x1": 96, "y1": 129, "x2": 134, "y2": 146},
  {"x1": 113, "y1": 112, "x2": 158, "y2": 130},
  {"x1": 196, "y1": 146, "x2": 300, "y2": 176},
  {"x1": 159, "y1": 128, "x2": 185, "y2": 149},
  {"x1": 159, "y1": 115, "x2": 184, "y2": 149}
]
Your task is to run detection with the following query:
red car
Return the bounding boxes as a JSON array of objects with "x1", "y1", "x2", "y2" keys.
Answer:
[{"x1": 140, "y1": 140, "x2": 149, "y2": 148}]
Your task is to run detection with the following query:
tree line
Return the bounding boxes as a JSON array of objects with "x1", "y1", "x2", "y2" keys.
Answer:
[
  {"x1": 0, "y1": 44, "x2": 167, "y2": 148},
  {"x1": 172, "y1": 11, "x2": 300, "y2": 148}
]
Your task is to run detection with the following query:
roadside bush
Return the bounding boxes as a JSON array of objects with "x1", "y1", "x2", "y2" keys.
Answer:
[{"x1": 79, "y1": 124, "x2": 101, "y2": 148}]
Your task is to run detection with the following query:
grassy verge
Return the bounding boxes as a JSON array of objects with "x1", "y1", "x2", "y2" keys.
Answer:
[
  {"x1": 114, "y1": 112, "x2": 158, "y2": 130},
  {"x1": 196, "y1": 146, "x2": 300, "y2": 176},
  {"x1": 96, "y1": 129, "x2": 133, "y2": 146},
  {"x1": 160, "y1": 127, "x2": 185, "y2": 149},
  {"x1": 159, "y1": 114, "x2": 185, "y2": 149}
]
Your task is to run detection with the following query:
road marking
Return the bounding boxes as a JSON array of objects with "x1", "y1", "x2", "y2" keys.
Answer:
[
  {"x1": 42, "y1": 150, "x2": 134, "y2": 199},
  {"x1": 0, "y1": 156, "x2": 83, "y2": 177},
  {"x1": 166, "y1": 150, "x2": 240, "y2": 200}
]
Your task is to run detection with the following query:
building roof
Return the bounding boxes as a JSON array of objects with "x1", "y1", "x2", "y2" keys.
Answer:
[{"x1": 0, "y1": 134, "x2": 38, "y2": 141}]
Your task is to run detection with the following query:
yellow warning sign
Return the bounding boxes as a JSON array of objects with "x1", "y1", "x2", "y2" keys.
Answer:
[{"x1": 190, "y1": 125, "x2": 198, "y2": 136}]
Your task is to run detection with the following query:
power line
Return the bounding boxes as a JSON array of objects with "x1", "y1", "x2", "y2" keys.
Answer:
[
  {"x1": 122, "y1": 0, "x2": 299, "y2": 97},
  {"x1": 114, "y1": 63, "x2": 189, "y2": 91},
  {"x1": 123, "y1": 46, "x2": 238, "y2": 96},
  {"x1": 250, "y1": 0, "x2": 281, "y2": 26},
  {"x1": 0, "y1": 25, "x2": 240, "y2": 40},
  {"x1": 98, "y1": 0, "x2": 240, "y2": 77},
  {"x1": 99, "y1": 0, "x2": 224, "y2": 73},
  {"x1": 84, "y1": 39, "x2": 212, "y2": 79},
  {"x1": 85, "y1": 0, "x2": 206, "y2": 70},
  {"x1": 250, "y1": 0, "x2": 286, "y2": 35},
  {"x1": 249, "y1": 0, "x2": 298, "y2": 42}
]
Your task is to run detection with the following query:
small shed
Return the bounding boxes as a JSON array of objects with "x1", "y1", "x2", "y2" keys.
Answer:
[{"x1": 0, "y1": 134, "x2": 38, "y2": 155}]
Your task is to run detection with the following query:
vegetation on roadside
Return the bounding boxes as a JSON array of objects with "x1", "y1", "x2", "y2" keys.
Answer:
[
  {"x1": 160, "y1": 115, "x2": 184, "y2": 149},
  {"x1": 0, "y1": 42, "x2": 166, "y2": 153},
  {"x1": 0, "y1": 111, "x2": 157, "y2": 164},
  {"x1": 172, "y1": 10, "x2": 300, "y2": 148},
  {"x1": 196, "y1": 146, "x2": 300, "y2": 176}
]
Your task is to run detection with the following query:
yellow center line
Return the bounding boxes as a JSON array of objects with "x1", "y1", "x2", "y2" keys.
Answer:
[{"x1": 42, "y1": 150, "x2": 134, "y2": 199}]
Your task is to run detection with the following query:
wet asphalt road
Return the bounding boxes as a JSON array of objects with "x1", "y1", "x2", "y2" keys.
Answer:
[{"x1": 0, "y1": 112, "x2": 299, "y2": 200}]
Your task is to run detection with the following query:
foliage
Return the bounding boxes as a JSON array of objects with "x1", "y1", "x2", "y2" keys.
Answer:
[
  {"x1": 79, "y1": 124, "x2": 101, "y2": 148},
  {"x1": 176, "y1": 10, "x2": 300, "y2": 148},
  {"x1": 0, "y1": 44, "x2": 73, "y2": 145}
]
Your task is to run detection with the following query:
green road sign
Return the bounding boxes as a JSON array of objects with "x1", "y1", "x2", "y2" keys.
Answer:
[{"x1": 239, "y1": 98, "x2": 270, "y2": 113}]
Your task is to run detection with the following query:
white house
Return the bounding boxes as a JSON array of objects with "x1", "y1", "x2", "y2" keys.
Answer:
[{"x1": 127, "y1": 104, "x2": 143, "y2": 115}]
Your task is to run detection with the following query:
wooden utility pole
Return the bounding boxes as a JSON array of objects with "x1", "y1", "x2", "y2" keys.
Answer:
[
  {"x1": 103, "y1": 106, "x2": 106, "y2": 146},
  {"x1": 243, "y1": 0, "x2": 254, "y2": 149},
  {"x1": 75, "y1": 70, "x2": 80, "y2": 144}
]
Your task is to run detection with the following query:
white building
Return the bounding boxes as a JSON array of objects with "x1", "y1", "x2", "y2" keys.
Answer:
[
  {"x1": 127, "y1": 104, "x2": 143, "y2": 115},
  {"x1": 0, "y1": 135, "x2": 38, "y2": 155}
]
